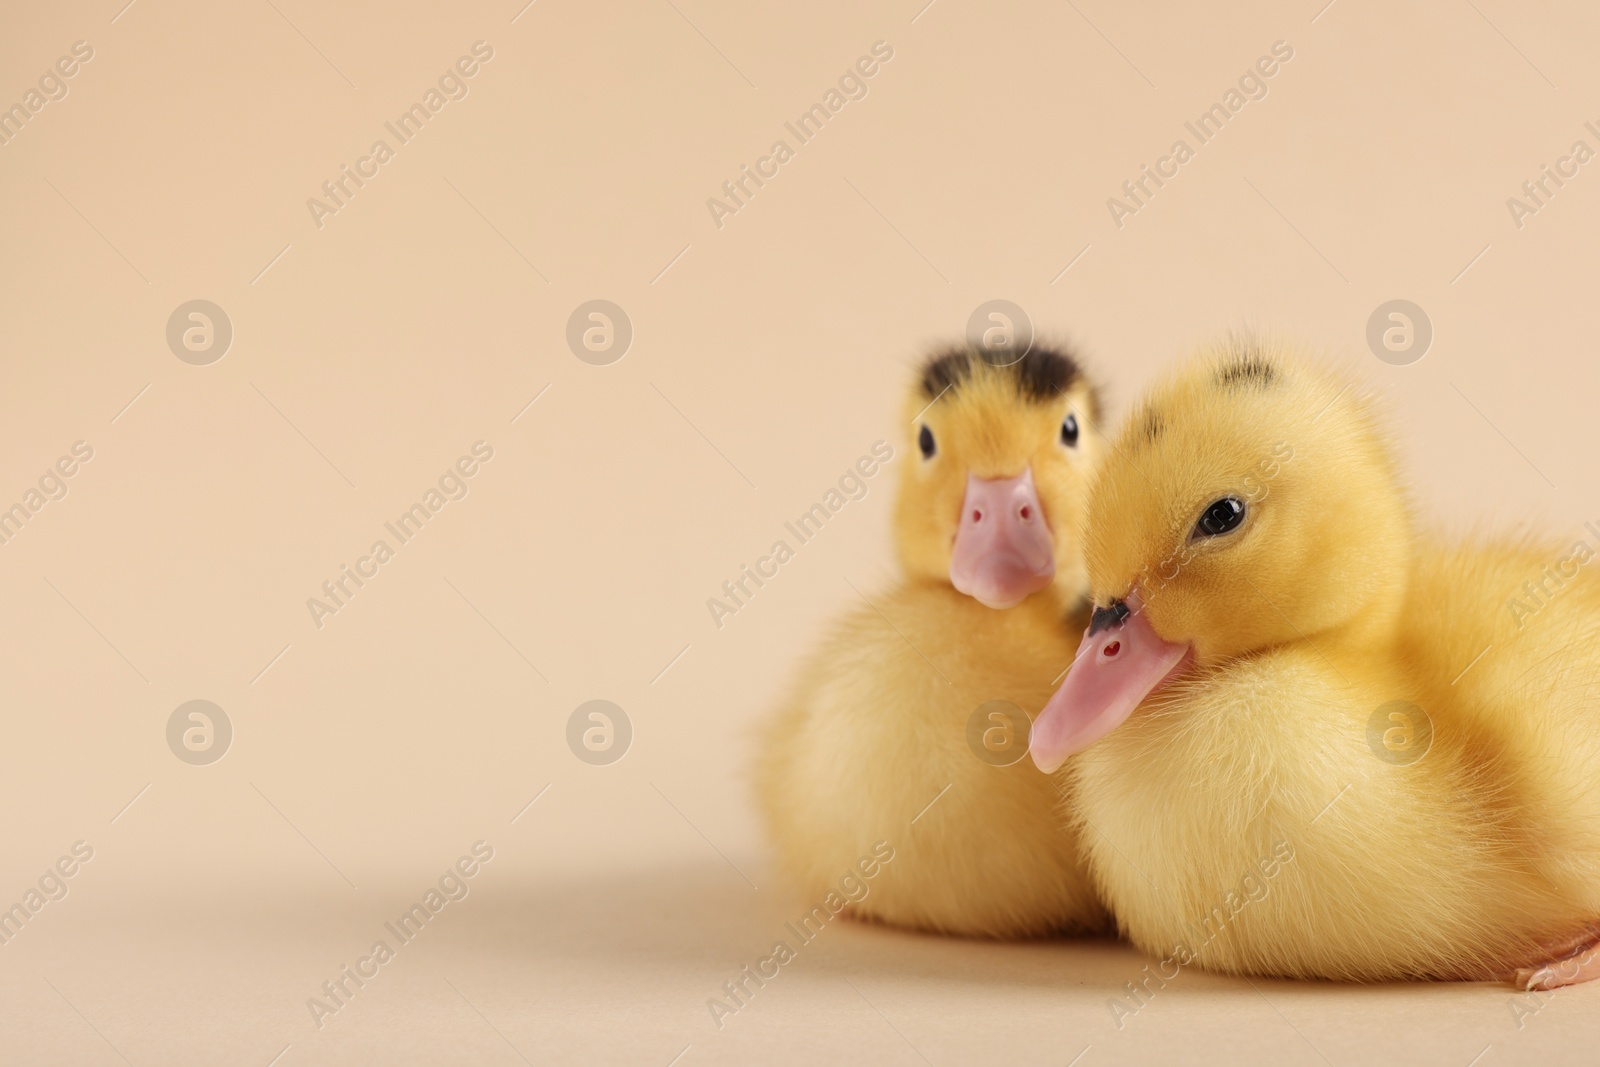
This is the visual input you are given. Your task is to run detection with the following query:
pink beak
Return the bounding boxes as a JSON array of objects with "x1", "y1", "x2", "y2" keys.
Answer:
[
  {"x1": 948, "y1": 469, "x2": 1056, "y2": 609},
  {"x1": 1029, "y1": 590, "x2": 1192, "y2": 773}
]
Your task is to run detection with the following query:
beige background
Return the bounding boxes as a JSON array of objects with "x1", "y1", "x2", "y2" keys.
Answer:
[{"x1": 2, "y1": 0, "x2": 1598, "y2": 1063}]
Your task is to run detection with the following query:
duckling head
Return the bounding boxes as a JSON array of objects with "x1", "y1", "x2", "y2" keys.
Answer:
[
  {"x1": 1030, "y1": 340, "x2": 1412, "y2": 770},
  {"x1": 894, "y1": 343, "x2": 1102, "y2": 609}
]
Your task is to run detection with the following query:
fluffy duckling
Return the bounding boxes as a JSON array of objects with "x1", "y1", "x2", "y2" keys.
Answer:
[
  {"x1": 1031, "y1": 340, "x2": 1600, "y2": 987},
  {"x1": 758, "y1": 343, "x2": 1108, "y2": 937}
]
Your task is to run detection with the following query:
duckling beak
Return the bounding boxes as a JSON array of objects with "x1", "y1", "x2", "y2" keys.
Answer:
[
  {"x1": 1029, "y1": 591, "x2": 1191, "y2": 772},
  {"x1": 948, "y1": 469, "x2": 1056, "y2": 609}
]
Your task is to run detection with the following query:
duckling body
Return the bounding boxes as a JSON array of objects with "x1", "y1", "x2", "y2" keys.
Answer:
[
  {"x1": 1037, "y1": 344, "x2": 1600, "y2": 983},
  {"x1": 1073, "y1": 580, "x2": 1599, "y2": 980},
  {"x1": 760, "y1": 581, "x2": 1105, "y2": 936},
  {"x1": 758, "y1": 344, "x2": 1109, "y2": 937}
]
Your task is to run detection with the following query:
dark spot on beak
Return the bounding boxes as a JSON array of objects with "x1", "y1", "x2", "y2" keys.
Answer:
[{"x1": 1088, "y1": 599, "x2": 1130, "y2": 636}]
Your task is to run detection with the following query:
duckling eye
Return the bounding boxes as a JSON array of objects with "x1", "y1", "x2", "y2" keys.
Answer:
[
  {"x1": 918, "y1": 424, "x2": 936, "y2": 459},
  {"x1": 1193, "y1": 496, "x2": 1246, "y2": 540},
  {"x1": 1061, "y1": 414, "x2": 1080, "y2": 448}
]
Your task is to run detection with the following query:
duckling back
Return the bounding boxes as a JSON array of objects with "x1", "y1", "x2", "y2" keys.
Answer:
[{"x1": 1405, "y1": 536, "x2": 1600, "y2": 916}]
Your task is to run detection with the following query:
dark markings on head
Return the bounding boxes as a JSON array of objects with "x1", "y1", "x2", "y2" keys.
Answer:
[
  {"x1": 920, "y1": 349, "x2": 975, "y2": 400},
  {"x1": 1215, "y1": 334, "x2": 1279, "y2": 389},
  {"x1": 918, "y1": 343, "x2": 1097, "y2": 414},
  {"x1": 1215, "y1": 358, "x2": 1278, "y2": 389},
  {"x1": 1139, "y1": 408, "x2": 1165, "y2": 444}
]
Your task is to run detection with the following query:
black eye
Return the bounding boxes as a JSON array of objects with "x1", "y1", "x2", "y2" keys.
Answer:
[
  {"x1": 1061, "y1": 414, "x2": 1079, "y2": 448},
  {"x1": 918, "y1": 424, "x2": 936, "y2": 459},
  {"x1": 1193, "y1": 496, "x2": 1246, "y2": 539}
]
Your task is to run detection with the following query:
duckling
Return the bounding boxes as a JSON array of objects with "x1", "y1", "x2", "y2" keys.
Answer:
[
  {"x1": 757, "y1": 343, "x2": 1109, "y2": 937},
  {"x1": 1030, "y1": 339, "x2": 1600, "y2": 987}
]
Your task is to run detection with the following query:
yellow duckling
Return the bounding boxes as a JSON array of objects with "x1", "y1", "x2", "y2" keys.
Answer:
[
  {"x1": 1031, "y1": 340, "x2": 1600, "y2": 987},
  {"x1": 758, "y1": 343, "x2": 1108, "y2": 937}
]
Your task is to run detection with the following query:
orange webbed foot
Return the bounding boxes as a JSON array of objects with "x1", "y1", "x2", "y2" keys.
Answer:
[{"x1": 1515, "y1": 936, "x2": 1600, "y2": 991}]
